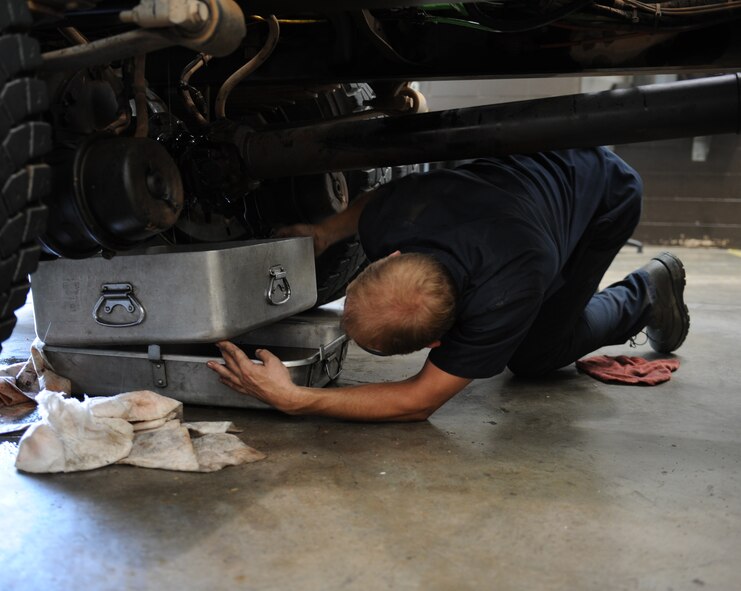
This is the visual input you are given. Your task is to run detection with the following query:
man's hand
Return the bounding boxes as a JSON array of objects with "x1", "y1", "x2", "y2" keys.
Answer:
[
  {"x1": 273, "y1": 188, "x2": 378, "y2": 258},
  {"x1": 207, "y1": 341, "x2": 302, "y2": 413},
  {"x1": 210, "y1": 340, "x2": 471, "y2": 421},
  {"x1": 274, "y1": 223, "x2": 329, "y2": 257}
]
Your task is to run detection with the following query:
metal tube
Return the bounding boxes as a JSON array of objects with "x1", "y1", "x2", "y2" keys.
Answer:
[
  {"x1": 41, "y1": 29, "x2": 172, "y2": 71},
  {"x1": 41, "y1": 0, "x2": 246, "y2": 71},
  {"x1": 241, "y1": 74, "x2": 741, "y2": 179},
  {"x1": 245, "y1": 0, "x2": 446, "y2": 10},
  {"x1": 215, "y1": 15, "x2": 280, "y2": 119}
]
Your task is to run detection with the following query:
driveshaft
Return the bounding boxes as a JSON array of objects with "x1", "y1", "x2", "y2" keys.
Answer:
[{"x1": 238, "y1": 74, "x2": 741, "y2": 179}]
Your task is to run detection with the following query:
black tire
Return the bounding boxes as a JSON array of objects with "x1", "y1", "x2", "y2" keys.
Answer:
[
  {"x1": 314, "y1": 165, "x2": 390, "y2": 305},
  {"x1": 0, "y1": 0, "x2": 52, "y2": 351},
  {"x1": 314, "y1": 163, "x2": 426, "y2": 304}
]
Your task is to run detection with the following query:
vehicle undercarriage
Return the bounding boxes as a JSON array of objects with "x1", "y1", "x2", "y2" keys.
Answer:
[{"x1": 2, "y1": 0, "x2": 741, "y2": 347}]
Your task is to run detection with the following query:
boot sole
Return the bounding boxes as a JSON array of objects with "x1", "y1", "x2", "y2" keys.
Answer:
[{"x1": 653, "y1": 251, "x2": 690, "y2": 352}]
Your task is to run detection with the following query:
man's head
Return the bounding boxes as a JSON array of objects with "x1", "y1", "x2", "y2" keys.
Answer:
[{"x1": 343, "y1": 252, "x2": 456, "y2": 356}]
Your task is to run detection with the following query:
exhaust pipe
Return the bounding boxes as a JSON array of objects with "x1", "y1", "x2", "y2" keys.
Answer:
[{"x1": 238, "y1": 74, "x2": 741, "y2": 179}]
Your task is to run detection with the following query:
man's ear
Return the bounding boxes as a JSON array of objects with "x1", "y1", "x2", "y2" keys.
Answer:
[
  {"x1": 389, "y1": 250, "x2": 401, "y2": 257},
  {"x1": 427, "y1": 340, "x2": 442, "y2": 349}
]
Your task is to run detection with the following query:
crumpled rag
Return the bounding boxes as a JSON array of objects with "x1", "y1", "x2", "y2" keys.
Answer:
[
  {"x1": 15, "y1": 390, "x2": 266, "y2": 473},
  {"x1": 1, "y1": 344, "x2": 71, "y2": 406},
  {"x1": 576, "y1": 355, "x2": 680, "y2": 386}
]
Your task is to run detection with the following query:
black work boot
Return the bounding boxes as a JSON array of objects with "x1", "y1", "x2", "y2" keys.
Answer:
[{"x1": 640, "y1": 252, "x2": 690, "y2": 353}]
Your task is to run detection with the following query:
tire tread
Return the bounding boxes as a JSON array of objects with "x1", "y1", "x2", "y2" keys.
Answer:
[{"x1": 0, "y1": 9, "x2": 50, "y2": 349}]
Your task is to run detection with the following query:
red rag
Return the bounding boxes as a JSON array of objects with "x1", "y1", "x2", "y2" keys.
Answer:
[{"x1": 575, "y1": 355, "x2": 680, "y2": 386}]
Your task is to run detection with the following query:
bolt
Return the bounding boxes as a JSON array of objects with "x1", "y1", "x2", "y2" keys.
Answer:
[{"x1": 187, "y1": 1, "x2": 209, "y2": 27}]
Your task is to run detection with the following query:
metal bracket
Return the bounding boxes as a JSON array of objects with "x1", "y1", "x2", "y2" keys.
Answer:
[
  {"x1": 266, "y1": 264, "x2": 292, "y2": 306},
  {"x1": 148, "y1": 344, "x2": 168, "y2": 388},
  {"x1": 319, "y1": 336, "x2": 347, "y2": 381},
  {"x1": 93, "y1": 283, "x2": 146, "y2": 328},
  {"x1": 120, "y1": 0, "x2": 210, "y2": 32},
  {"x1": 41, "y1": 0, "x2": 246, "y2": 71}
]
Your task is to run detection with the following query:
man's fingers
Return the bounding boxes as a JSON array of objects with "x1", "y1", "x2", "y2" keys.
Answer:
[
  {"x1": 216, "y1": 341, "x2": 253, "y2": 371},
  {"x1": 209, "y1": 362, "x2": 257, "y2": 395},
  {"x1": 255, "y1": 348, "x2": 280, "y2": 366},
  {"x1": 207, "y1": 360, "x2": 238, "y2": 381},
  {"x1": 274, "y1": 223, "x2": 313, "y2": 239},
  {"x1": 216, "y1": 340, "x2": 248, "y2": 361},
  {"x1": 255, "y1": 349, "x2": 284, "y2": 371},
  {"x1": 216, "y1": 349, "x2": 241, "y2": 375},
  {"x1": 274, "y1": 225, "x2": 298, "y2": 238}
]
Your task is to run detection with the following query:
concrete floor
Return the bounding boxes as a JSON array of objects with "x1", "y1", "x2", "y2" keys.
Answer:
[{"x1": 1, "y1": 245, "x2": 740, "y2": 590}]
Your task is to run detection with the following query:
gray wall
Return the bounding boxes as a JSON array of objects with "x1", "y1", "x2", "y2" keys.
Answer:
[
  {"x1": 418, "y1": 77, "x2": 741, "y2": 248},
  {"x1": 417, "y1": 78, "x2": 582, "y2": 110},
  {"x1": 615, "y1": 137, "x2": 741, "y2": 248}
]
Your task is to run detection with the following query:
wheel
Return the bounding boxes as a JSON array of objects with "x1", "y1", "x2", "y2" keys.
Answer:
[
  {"x1": 0, "y1": 0, "x2": 52, "y2": 352},
  {"x1": 247, "y1": 84, "x2": 395, "y2": 305},
  {"x1": 177, "y1": 82, "x2": 394, "y2": 306},
  {"x1": 313, "y1": 164, "x2": 389, "y2": 305}
]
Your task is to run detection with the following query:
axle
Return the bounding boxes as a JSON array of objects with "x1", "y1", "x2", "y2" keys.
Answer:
[
  {"x1": 237, "y1": 74, "x2": 741, "y2": 179},
  {"x1": 245, "y1": 0, "x2": 449, "y2": 10}
]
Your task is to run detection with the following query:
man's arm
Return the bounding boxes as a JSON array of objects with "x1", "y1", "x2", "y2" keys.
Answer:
[
  {"x1": 274, "y1": 189, "x2": 377, "y2": 256},
  {"x1": 207, "y1": 341, "x2": 471, "y2": 422}
]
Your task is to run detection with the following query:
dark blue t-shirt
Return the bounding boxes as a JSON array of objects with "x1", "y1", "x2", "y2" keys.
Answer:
[{"x1": 357, "y1": 148, "x2": 642, "y2": 379}]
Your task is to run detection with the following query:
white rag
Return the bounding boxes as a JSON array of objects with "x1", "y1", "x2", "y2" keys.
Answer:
[
  {"x1": 15, "y1": 390, "x2": 265, "y2": 473},
  {"x1": 1, "y1": 343, "x2": 71, "y2": 406}
]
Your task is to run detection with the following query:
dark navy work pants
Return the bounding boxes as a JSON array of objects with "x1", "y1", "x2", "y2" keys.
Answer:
[{"x1": 507, "y1": 186, "x2": 653, "y2": 377}]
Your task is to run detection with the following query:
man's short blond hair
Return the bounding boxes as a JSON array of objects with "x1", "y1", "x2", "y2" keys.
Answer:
[{"x1": 343, "y1": 252, "x2": 456, "y2": 355}]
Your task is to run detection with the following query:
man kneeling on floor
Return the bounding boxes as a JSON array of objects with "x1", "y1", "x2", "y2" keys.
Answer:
[{"x1": 207, "y1": 148, "x2": 690, "y2": 422}]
